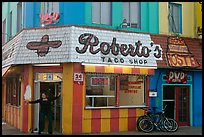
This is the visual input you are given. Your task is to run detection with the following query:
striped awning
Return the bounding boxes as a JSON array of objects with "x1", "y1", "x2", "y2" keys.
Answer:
[
  {"x1": 84, "y1": 65, "x2": 155, "y2": 75},
  {"x1": 2, "y1": 66, "x2": 11, "y2": 77}
]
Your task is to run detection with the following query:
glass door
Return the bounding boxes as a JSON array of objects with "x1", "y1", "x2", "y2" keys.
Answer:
[{"x1": 175, "y1": 86, "x2": 190, "y2": 126}]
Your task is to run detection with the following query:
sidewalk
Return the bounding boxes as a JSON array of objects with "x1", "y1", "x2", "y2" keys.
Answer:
[{"x1": 2, "y1": 121, "x2": 202, "y2": 135}]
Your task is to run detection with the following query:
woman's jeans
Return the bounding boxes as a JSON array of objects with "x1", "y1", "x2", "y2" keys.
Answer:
[{"x1": 39, "y1": 111, "x2": 53, "y2": 134}]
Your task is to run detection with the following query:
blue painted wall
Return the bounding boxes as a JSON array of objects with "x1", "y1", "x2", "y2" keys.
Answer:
[
  {"x1": 23, "y1": 2, "x2": 159, "y2": 34},
  {"x1": 150, "y1": 69, "x2": 202, "y2": 126},
  {"x1": 192, "y1": 71, "x2": 202, "y2": 126}
]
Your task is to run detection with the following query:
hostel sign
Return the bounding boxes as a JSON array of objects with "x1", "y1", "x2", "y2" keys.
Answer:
[{"x1": 166, "y1": 36, "x2": 200, "y2": 68}]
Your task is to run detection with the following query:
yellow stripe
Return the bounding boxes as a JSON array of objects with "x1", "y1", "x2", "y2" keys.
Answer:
[
  {"x1": 82, "y1": 78, "x2": 91, "y2": 133},
  {"x1": 28, "y1": 65, "x2": 33, "y2": 132},
  {"x1": 140, "y1": 68, "x2": 148, "y2": 74},
  {"x1": 85, "y1": 65, "x2": 96, "y2": 72},
  {"x1": 101, "y1": 109, "x2": 110, "y2": 132},
  {"x1": 119, "y1": 109, "x2": 128, "y2": 131},
  {"x1": 122, "y1": 67, "x2": 132, "y2": 74},
  {"x1": 136, "y1": 108, "x2": 144, "y2": 119},
  {"x1": 62, "y1": 63, "x2": 73, "y2": 134},
  {"x1": 83, "y1": 110, "x2": 92, "y2": 133},
  {"x1": 104, "y1": 66, "x2": 114, "y2": 73}
]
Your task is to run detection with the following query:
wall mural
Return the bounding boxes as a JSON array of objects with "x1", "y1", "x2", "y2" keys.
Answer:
[{"x1": 26, "y1": 35, "x2": 62, "y2": 57}]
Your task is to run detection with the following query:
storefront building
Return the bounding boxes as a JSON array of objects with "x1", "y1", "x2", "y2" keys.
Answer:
[
  {"x1": 2, "y1": 2, "x2": 202, "y2": 134},
  {"x1": 2, "y1": 25, "x2": 164, "y2": 134},
  {"x1": 149, "y1": 35, "x2": 202, "y2": 127}
]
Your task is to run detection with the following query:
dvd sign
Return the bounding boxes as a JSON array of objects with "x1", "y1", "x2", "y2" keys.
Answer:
[{"x1": 166, "y1": 71, "x2": 187, "y2": 84}]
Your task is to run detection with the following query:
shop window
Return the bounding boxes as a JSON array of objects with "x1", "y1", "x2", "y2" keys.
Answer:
[
  {"x1": 92, "y1": 2, "x2": 112, "y2": 25},
  {"x1": 119, "y1": 75, "x2": 145, "y2": 106},
  {"x1": 86, "y1": 73, "x2": 116, "y2": 107},
  {"x1": 6, "y1": 76, "x2": 21, "y2": 106},
  {"x1": 85, "y1": 73, "x2": 146, "y2": 108},
  {"x1": 17, "y1": 2, "x2": 22, "y2": 32},
  {"x1": 41, "y1": 2, "x2": 59, "y2": 14},
  {"x1": 122, "y1": 2, "x2": 141, "y2": 28},
  {"x1": 168, "y1": 2, "x2": 182, "y2": 33}
]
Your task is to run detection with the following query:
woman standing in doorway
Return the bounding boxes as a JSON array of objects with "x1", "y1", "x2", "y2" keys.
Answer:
[{"x1": 25, "y1": 91, "x2": 61, "y2": 134}]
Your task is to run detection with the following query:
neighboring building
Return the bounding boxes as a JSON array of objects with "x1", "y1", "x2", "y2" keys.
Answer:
[
  {"x1": 149, "y1": 2, "x2": 202, "y2": 127},
  {"x1": 2, "y1": 2, "x2": 202, "y2": 135}
]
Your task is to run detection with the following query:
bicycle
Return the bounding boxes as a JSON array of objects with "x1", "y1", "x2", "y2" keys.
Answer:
[{"x1": 137, "y1": 105, "x2": 179, "y2": 133}]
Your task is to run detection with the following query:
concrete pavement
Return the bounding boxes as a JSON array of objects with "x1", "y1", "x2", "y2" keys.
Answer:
[{"x1": 2, "y1": 121, "x2": 202, "y2": 135}]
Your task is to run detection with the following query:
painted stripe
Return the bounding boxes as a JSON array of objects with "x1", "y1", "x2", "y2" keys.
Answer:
[
  {"x1": 62, "y1": 63, "x2": 73, "y2": 134},
  {"x1": 119, "y1": 108, "x2": 128, "y2": 131},
  {"x1": 28, "y1": 65, "x2": 33, "y2": 132},
  {"x1": 132, "y1": 68, "x2": 140, "y2": 74},
  {"x1": 128, "y1": 108, "x2": 136, "y2": 131},
  {"x1": 83, "y1": 110, "x2": 91, "y2": 133},
  {"x1": 84, "y1": 65, "x2": 95, "y2": 72},
  {"x1": 140, "y1": 68, "x2": 148, "y2": 74},
  {"x1": 146, "y1": 76, "x2": 150, "y2": 106},
  {"x1": 104, "y1": 66, "x2": 114, "y2": 73},
  {"x1": 136, "y1": 108, "x2": 144, "y2": 130},
  {"x1": 72, "y1": 63, "x2": 83, "y2": 134},
  {"x1": 95, "y1": 66, "x2": 105, "y2": 73},
  {"x1": 122, "y1": 67, "x2": 132, "y2": 74},
  {"x1": 84, "y1": 65, "x2": 155, "y2": 75},
  {"x1": 110, "y1": 109, "x2": 119, "y2": 132},
  {"x1": 101, "y1": 109, "x2": 110, "y2": 132},
  {"x1": 148, "y1": 69, "x2": 154, "y2": 74},
  {"x1": 91, "y1": 109, "x2": 101, "y2": 133},
  {"x1": 22, "y1": 65, "x2": 29, "y2": 132},
  {"x1": 114, "y1": 67, "x2": 123, "y2": 73}
]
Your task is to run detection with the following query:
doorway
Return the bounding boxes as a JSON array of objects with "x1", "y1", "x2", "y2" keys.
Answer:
[
  {"x1": 33, "y1": 81, "x2": 62, "y2": 133},
  {"x1": 163, "y1": 85, "x2": 190, "y2": 126}
]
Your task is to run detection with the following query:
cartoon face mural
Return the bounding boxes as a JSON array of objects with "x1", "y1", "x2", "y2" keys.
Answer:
[{"x1": 26, "y1": 35, "x2": 62, "y2": 57}]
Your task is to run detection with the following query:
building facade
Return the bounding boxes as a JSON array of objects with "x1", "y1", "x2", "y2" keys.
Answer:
[{"x1": 2, "y1": 2, "x2": 202, "y2": 134}]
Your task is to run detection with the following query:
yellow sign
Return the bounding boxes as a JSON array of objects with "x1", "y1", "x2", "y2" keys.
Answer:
[{"x1": 196, "y1": 2, "x2": 202, "y2": 35}]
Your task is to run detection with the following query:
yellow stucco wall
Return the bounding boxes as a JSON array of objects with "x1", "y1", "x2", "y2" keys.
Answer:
[{"x1": 159, "y1": 2, "x2": 197, "y2": 38}]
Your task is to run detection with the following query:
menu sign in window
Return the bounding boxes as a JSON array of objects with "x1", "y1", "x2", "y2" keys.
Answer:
[{"x1": 91, "y1": 77, "x2": 109, "y2": 86}]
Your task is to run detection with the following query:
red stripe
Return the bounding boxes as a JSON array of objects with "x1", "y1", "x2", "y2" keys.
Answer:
[
  {"x1": 114, "y1": 67, "x2": 123, "y2": 73},
  {"x1": 72, "y1": 63, "x2": 83, "y2": 134},
  {"x1": 33, "y1": 66, "x2": 63, "y2": 73},
  {"x1": 128, "y1": 109, "x2": 136, "y2": 131},
  {"x1": 22, "y1": 65, "x2": 29, "y2": 132},
  {"x1": 148, "y1": 69, "x2": 154, "y2": 74},
  {"x1": 145, "y1": 76, "x2": 150, "y2": 106},
  {"x1": 95, "y1": 66, "x2": 105, "y2": 73},
  {"x1": 91, "y1": 109, "x2": 101, "y2": 133},
  {"x1": 132, "y1": 68, "x2": 140, "y2": 74},
  {"x1": 110, "y1": 109, "x2": 119, "y2": 132}
]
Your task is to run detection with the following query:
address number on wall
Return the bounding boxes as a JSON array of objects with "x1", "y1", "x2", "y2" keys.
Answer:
[{"x1": 74, "y1": 73, "x2": 84, "y2": 82}]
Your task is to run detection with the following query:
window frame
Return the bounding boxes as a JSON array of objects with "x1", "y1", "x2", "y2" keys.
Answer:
[
  {"x1": 85, "y1": 73, "x2": 147, "y2": 109},
  {"x1": 168, "y1": 2, "x2": 182, "y2": 34},
  {"x1": 92, "y1": 2, "x2": 112, "y2": 25},
  {"x1": 122, "y1": 2, "x2": 141, "y2": 28},
  {"x1": 17, "y1": 2, "x2": 22, "y2": 33}
]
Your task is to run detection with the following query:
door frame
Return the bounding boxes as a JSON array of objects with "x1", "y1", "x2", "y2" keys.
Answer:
[
  {"x1": 162, "y1": 84, "x2": 193, "y2": 126},
  {"x1": 33, "y1": 79, "x2": 62, "y2": 133}
]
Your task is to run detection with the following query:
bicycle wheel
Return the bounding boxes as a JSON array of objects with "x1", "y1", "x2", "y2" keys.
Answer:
[
  {"x1": 138, "y1": 118, "x2": 154, "y2": 133},
  {"x1": 136, "y1": 116, "x2": 147, "y2": 131},
  {"x1": 164, "y1": 118, "x2": 179, "y2": 132},
  {"x1": 158, "y1": 118, "x2": 167, "y2": 132}
]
